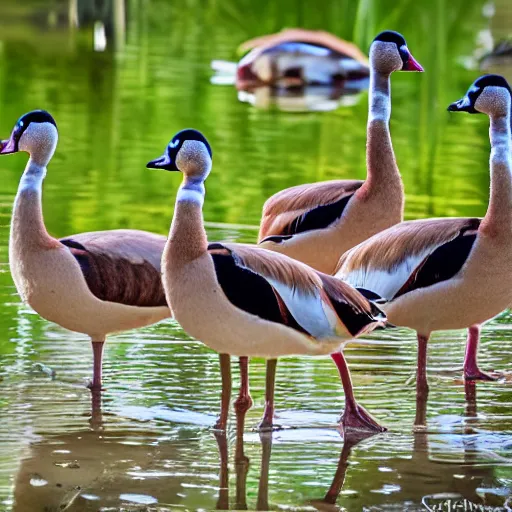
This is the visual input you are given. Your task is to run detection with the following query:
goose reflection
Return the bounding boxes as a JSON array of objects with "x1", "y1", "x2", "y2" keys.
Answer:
[
  {"x1": 237, "y1": 83, "x2": 367, "y2": 112},
  {"x1": 11, "y1": 421, "x2": 205, "y2": 511},
  {"x1": 213, "y1": 387, "x2": 509, "y2": 511},
  {"x1": 312, "y1": 385, "x2": 508, "y2": 510}
]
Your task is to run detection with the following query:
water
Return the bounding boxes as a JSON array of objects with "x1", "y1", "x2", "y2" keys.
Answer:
[{"x1": 0, "y1": 0, "x2": 512, "y2": 510}]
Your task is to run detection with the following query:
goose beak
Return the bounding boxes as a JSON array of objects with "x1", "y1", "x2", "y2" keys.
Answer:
[
  {"x1": 403, "y1": 51, "x2": 424, "y2": 72},
  {"x1": 146, "y1": 153, "x2": 176, "y2": 171},
  {"x1": 447, "y1": 96, "x2": 473, "y2": 112},
  {"x1": 0, "y1": 136, "x2": 17, "y2": 154}
]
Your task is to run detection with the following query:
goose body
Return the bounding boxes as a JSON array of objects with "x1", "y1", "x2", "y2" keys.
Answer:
[
  {"x1": 148, "y1": 129, "x2": 389, "y2": 433},
  {"x1": 10, "y1": 229, "x2": 168, "y2": 338},
  {"x1": 170, "y1": 240, "x2": 382, "y2": 358},
  {"x1": 335, "y1": 75, "x2": 512, "y2": 407},
  {"x1": 2, "y1": 111, "x2": 170, "y2": 390}
]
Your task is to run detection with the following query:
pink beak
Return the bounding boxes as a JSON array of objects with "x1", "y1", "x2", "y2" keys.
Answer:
[
  {"x1": 404, "y1": 52, "x2": 424, "y2": 72},
  {"x1": 0, "y1": 137, "x2": 17, "y2": 154}
]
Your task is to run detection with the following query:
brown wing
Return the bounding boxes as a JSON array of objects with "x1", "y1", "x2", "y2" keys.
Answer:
[
  {"x1": 60, "y1": 229, "x2": 168, "y2": 308},
  {"x1": 258, "y1": 180, "x2": 363, "y2": 241},
  {"x1": 219, "y1": 242, "x2": 322, "y2": 294},
  {"x1": 336, "y1": 217, "x2": 481, "y2": 301},
  {"x1": 211, "y1": 242, "x2": 386, "y2": 338},
  {"x1": 336, "y1": 218, "x2": 481, "y2": 275},
  {"x1": 239, "y1": 29, "x2": 369, "y2": 64}
]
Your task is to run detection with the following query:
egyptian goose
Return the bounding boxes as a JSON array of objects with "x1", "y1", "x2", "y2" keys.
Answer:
[
  {"x1": 335, "y1": 75, "x2": 512, "y2": 420},
  {"x1": 147, "y1": 129, "x2": 389, "y2": 433},
  {"x1": 0, "y1": 110, "x2": 170, "y2": 392},
  {"x1": 255, "y1": 30, "x2": 422, "y2": 429}
]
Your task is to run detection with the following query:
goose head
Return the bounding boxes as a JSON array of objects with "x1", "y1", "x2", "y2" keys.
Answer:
[
  {"x1": 146, "y1": 129, "x2": 212, "y2": 182},
  {"x1": 447, "y1": 74, "x2": 511, "y2": 118},
  {"x1": 0, "y1": 110, "x2": 58, "y2": 167},
  {"x1": 370, "y1": 31, "x2": 423, "y2": 75}
]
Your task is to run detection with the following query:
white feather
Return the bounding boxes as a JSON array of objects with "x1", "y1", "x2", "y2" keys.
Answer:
[
  {"x1": 266, "y1": 278, "x2": 336, "y2": 338},
  {"x1": 177, "y1": 187, "x2": 204, "y2": 205},
  {"x1": 336, "y1": 249, "x2": 445, "y2": 300}
]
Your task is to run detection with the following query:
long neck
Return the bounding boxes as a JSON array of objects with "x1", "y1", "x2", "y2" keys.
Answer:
[
  {"x1": 482, "y1": 113, "x2": 512, "y2": 233},
  {"x1": 10, "y1": 158, "x2": 54, "y2": 249},
  {"x1": 167, "y1": 177, "x2": 208, "y2": 264},
  {"x1": 365, "y1": 71, "x2": 402, "y2": 189}
]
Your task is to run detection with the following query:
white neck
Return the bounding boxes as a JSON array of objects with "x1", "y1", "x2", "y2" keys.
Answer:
[
  {"x1": 18, "y1": 158, "x2": 47, "y2": 193},
  {"x1": 368, "y1": 71, "x2": 391, "y2": 122},
  {"x1": 364, "y1": 68, "x2": 402, "y2": 204},
  {"x1": 10, "y1": 157, "x2": 53, "y2": 251},
  {"x1": 176, "y1": 178, "x2": 205, "y2": 206},
  {"x1": 483, "y1": 114, "x2": 512, "y2": 230}
]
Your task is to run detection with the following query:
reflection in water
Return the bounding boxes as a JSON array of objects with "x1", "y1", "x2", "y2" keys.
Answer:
[
  {"x1": 13, "y1": 428, "x2": 203, "y2": 511},
  {"x1": 69, "y1": 0, "x2": 125, "y2": 51},
  {"x1": 210, "y1": 389, "x2": 510, "y2": 511},
  {"x1": 237, "y1": 82, "x2": 368, "y2": 112}
]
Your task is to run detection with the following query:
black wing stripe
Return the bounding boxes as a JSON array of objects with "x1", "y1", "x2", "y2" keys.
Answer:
[
  {"x1": 209, "y1": 246, "x2": 308, "y2": 335},
  {"x1": 283, "y1": 193, "x2": 356, "y2": 235},
  {"x1": 259, "y1": 234, "x2": 294, "y2": 244},
  {"x1": 393, "y1": 230, "x2": 479, "y2": 299}
]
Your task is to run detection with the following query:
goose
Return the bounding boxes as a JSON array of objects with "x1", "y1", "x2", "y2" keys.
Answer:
[
  {"x1": 147, "y1": 129, "x2": 390, "y2": 433},
  {"x1": 234, "y1": 29, "x2": 370, "y2": 91},
  {"x1": 255, "y1": 30, "x2": 423, "y2": 429},
  {"x1": 334, "y1": 75, "x2": 512, "y2": 417},
  {"x1": 257, "y1": 31, "x2": 423, "y2": 274},
  {"x1": 0, "y1": 110, "x2": 170, "y2": 393}
]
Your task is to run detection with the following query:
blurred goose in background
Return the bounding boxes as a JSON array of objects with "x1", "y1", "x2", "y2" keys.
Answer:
[
  {"x1": 0, "y1": 110, "x2": 170, "y2": 393},
  {"x1": 256, "y1": 30, "x2": 423, "y2": 429},
  {"x1": 480, "y1": 39, "x2": 512, "y2": 72},
  {"x1": 335, "y1": 75, "x2": 512, "y2": 420},
  {"x1": 212, "y1": 28, "x2": 370, "y2": 91},
  {"x1": 147, "y1": 129, "x2": 389, "y2": 433}
]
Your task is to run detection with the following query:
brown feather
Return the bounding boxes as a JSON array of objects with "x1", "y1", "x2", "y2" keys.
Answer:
[
  {"x1": 259, "y1": 180, "x2": 363, "y2": 240},
  {"x1": 239, "y1": 29, "x2": 369, "y2": 64},
  {"x1": 336, "y1": 218, "x2": 482, "y2": 275},
  {"x1": 320, "y1": 274, "x2": 374, "y2": 315},
  {"x1": 60, "y1": 230, "x2": 168, "y2": 308},
  {"x1": 220, "y1": 243, "x2": 322, "y2": 295}
]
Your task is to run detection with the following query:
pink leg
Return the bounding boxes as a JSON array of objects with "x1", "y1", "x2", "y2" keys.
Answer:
[
  {"x1": 414, "y1": 334, "x2": 431, "y2": 426},
  {"x1": 331, "y1": 351, "x2": 386, "y2": 433},
  {"x1": 88, "y1": 340, "x2": 105, "y2": 392},
  {"x1": 234, "y1": 357, "x2": 253, "y2": 414},
  {"x1": 258, "y1": 358, "x2": 277, "y2": 431},
  {"x1": 464, "y1": 325, "x2": 496, "y2": 381},
  {"x1": 416, "y1": 333, "x2": 430, "y2": 397},
  {"x1": 214, "y1": 353, "x2": 232, "y2": 431}
]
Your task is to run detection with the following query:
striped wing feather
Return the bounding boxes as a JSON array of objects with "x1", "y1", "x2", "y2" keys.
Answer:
[
  {"x1": 60, "y1": 229, "x2": 167, "y2": 307},
  {"x1": 259, "y1": 180, "x2": 363, "y2": 241},
  {"x1": 336, "y1": 218, "x2": 481, "y2": 300},
  {"x1": 208, "y1": 242, "x2": 385, "y2": 339}
]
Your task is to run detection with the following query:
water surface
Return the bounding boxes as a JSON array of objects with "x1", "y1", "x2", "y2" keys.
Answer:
[{"x1": 0, "y1": 0, "x2": 511, "y2": 510}]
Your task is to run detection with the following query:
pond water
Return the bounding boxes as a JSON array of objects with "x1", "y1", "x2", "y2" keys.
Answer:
[{"x1": 0, "y1": 0, "x2": 511, "y2": 510}]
